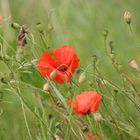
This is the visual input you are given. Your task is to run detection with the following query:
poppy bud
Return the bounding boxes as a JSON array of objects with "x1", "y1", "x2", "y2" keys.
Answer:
[
  {"x1": 129, "y1": 59, "x2": 139, "y2": 71},
  {"x1": 11, "y1": 22, "x2": 20, "y2": 29},
  {"x1": 103, "y1": 29, "x2": 108, "y2": 37},
  {"x1": 1, "y1": 73, "x2": 13, "y2": 84},
  {"x1": 36, "y1": 22, "x2": 43, "y2": 33},
  {"x1": 50, "y1": 70, "x2": 57, "y2": 78},
  {"x1": 124, "y1": 11, "x2": 132, "y2": 24},
  {"x1": 78, "y1": 72, "x2": 86, "y2": 83},
  {"x1": 43, "y1": 83, "x2": 50, "y2": 91},
  {"x1": 17, "y1": 26, "x2": 27, "y2": 47}
]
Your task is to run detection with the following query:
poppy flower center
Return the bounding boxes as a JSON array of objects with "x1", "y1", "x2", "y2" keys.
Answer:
[{"x1": 58, "y1": 65, "x2": 68, "y2": 72}]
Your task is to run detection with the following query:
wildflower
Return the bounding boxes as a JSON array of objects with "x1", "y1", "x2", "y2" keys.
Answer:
[
  {"x1": 17, "y1": 25, "x2": 27, "y2": 46},
  {"x1": 37, "y1": 45, "x2": 79, "y2": 84},
  {"x1": 124, "y1": 11, "x2": 132, "y2": 24},
  {"x1": 67, "y1": 91, "x2": 102, "y2": 115},
  {"x1": 0, "y1": 16, "x2": 3, "y2": 23}
]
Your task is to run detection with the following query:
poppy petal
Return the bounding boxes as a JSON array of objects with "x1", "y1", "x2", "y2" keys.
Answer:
[
  {"x1": 53, "y1": 45, "x2": 78, "y2": 66},
  {"x1": 67, "y1": 91, "x2": 102, "y2": 115},
  {"x1": 0, "y1": 16, "x2": 3, "y2": 23},
  {"x1": 37, "y1": 52, "x2": 57, "y2": 77}
]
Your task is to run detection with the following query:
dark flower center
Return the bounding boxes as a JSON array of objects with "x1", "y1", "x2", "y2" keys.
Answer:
[{"x1": 58, "y1": 65, "x2": 68, "y2": 72}]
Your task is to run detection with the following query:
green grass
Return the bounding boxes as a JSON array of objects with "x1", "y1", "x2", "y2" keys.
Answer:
[{"x1": 0, "y1": 0, "x2": 140, "y2": 139}]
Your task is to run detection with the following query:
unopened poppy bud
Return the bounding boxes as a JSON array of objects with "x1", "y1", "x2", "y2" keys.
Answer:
[
  {"x1": 50, "y1": 70, "x2": 57, "y2": 78},
  {"x1": 94, "y1": 112, "x2": 102, "y2": 122},
  {"x1": 36, "y1": 22, "x2": 43, "y2": 33},
  {"x1": 101, "y1": 79, "x2": 108, "y2": 86},
  {"x1": 43, "y1": 83, "x2": 50, "y2": 91},
  {"x1": 129, "y1": 59, "x2": 139, "y2": 71},
  {"x1": 1, "y1": 73, "x2": 13, "y2": 84},
  {"x1": 11, "y1": 22, "x2": 20, "y2": 29},
  {"x1": 78, "y1": 72, "x2": 86, "y2": 83},
  {"x1": 124, "y1": 11, "x2": 132, "y2": 24},
  {"x1": 103, "y1": 29, "x2": 108, "y2": 37}
]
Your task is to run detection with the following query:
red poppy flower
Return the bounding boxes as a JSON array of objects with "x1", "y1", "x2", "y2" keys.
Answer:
[
  {"x1": 0, "y1": 16, "x2": 3, "y2": 23},
  {"x1": 67, "y1": 91, "x2": 102, "y2": 115},
  {"x1": 37, "y1": 45, "x2": 79, "y2": 84}
]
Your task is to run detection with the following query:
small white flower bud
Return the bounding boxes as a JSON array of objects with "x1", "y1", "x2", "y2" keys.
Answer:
[
  {"x1": 124, "y1": 11, "x2": 132, "y2": 24},
  {"x1": 43, "y1": 83, "x2": 50, "y2": 91},
  {"x1": 78, "y1": 72, "x2": 86, "y2": 83},
  {"x1": 129, "y1": 59, "x2": 139, "y2": 71},
  {"x1": 50, "y1": 70, "x2": 57, "y2": 78}
]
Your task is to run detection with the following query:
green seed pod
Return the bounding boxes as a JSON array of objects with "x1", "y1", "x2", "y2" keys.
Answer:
[
  {"x1": 36, "y1": 22, "x2": 43, "y2": 33},
  {"x1": 103, "y1": 29, "x2": 108, "y2": 37},
  {"x1": 78, "y1": 72, "x2": 86, "y2": 83},
  {"x1": 50, "y1": 70, "x2": 57, "y2": 78},
  {"x1": 11, "y1": 22, "x2": 20, "y2": 29}
]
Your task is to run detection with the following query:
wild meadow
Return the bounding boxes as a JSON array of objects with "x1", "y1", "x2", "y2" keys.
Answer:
[{"x1": 0, "y1": 0, "x2": 140, "y2": 140}]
